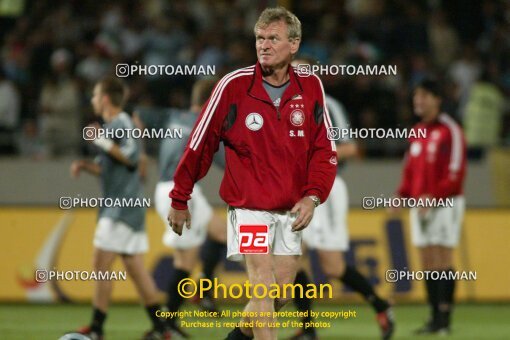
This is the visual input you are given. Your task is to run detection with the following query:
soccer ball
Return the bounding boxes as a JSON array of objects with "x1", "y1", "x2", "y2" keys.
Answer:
[{"x1": 58, "y1": 333, "x2": 92, "y2": 340}]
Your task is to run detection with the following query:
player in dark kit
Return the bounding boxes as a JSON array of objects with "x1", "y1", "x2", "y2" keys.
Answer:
[
  {"x1": 136, "y1": 78, "x2": 227, "y2": 338},
  {"x1": 70, "y1": 78, "x2": 169, "y2": 340},
  {"x1": 392, "y1": 78, "x2": 467, "y2": 335}
]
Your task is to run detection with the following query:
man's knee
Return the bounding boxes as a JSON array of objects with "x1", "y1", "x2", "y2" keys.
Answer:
[
  {"x1": 318, "y1": 251, "x2": 345, "y2": 279},
  {"x1": 250, "y1": 268, "x2": 275, "y2": 286},
  {"x1": 321, "y1": 262, "x2": 345, "y2": 279},
  {"x1": 419, "y1": 247, "x2": 432, "y2": 269},
  {"x1": 434, "y1": 247, "x2": 453, "y2": 270},
  {"x1": 121, "y1": 254, "x2": 140, "y2": 277},
  {"x1": 93, "y1": 249, "x2": 114, "y2": 271},
  {"x1": 246, "y1": 255, "x2": 274, "y2": 285},
  {"x1": 173, "y1": 248, "x2": 198, "y2": 272}
]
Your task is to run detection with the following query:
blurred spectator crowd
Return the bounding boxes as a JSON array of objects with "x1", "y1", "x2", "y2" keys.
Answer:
[{"x1": 0, "y1": 0, "x2": 509, "y2": 159}]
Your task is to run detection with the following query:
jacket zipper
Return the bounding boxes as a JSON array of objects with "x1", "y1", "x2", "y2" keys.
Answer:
[{"x1": 247, "y1": 92, "x2": 282, "y2": 120}]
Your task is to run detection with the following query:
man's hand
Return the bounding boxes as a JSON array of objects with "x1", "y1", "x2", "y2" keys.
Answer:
[
  {"x1": 418, "y1": 194, "x2": 432, "y2": 218},
  {"x1": 291, "y1": 197, "x2": 315, "y2": 231},
  {"x1": 167, "y1": 207, "x2": 191, "y2": 236},
  {"x1": 70, "y1": 160, "x2": 84, "y2": 178}
]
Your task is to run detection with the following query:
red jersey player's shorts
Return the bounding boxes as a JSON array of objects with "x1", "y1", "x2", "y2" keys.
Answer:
[
  {"x1": 226, "y1": 207, "x2": 302, "y2": 261},
  {"x1": 409, "y1": 196, "x2": 465, "y2": 247}
]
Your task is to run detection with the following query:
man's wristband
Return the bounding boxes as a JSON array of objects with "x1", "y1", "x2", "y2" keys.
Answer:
[{"x1": 308, "y1": 195, "x2": 321, "y2": 207}]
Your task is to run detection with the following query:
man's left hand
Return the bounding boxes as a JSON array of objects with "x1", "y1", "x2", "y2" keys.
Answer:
[
  {"x1": 168, "y1": 207, "x2": 191, "y2": 236},
  {"x1": 291, "y1": 197, "x2": 315, "y2": 231}
]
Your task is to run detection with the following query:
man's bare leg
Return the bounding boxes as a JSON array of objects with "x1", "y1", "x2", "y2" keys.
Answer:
[
  {"x1": 239, "y1": 254, "x2": 299, "y2": 339},
  {"x1": 121, "y1": 253, "x2": 162, "y2": 305},
  {"x1": 86, "y1": 248, "x2": 116, "y2": 336},
  {"x1": 173, "y1": 247, "x2": 200, "y2": 272},
  {"x1": 240, "y1": 253, "x2": 277, "y2": 340},
  {"x1": 165, "y1": 247, "x2": 200, "y2": 336},
  {"x1": 121, "y1": 253, "x2": 167, "y2": 333},
  {"x1": 92, "y1": 248, "x2": 117, "y2": 312},
  {"x1": 273, "y1": 255, "x2": 300, "y2": 312}
]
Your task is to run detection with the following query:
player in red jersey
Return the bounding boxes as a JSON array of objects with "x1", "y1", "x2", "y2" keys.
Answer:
[
  {"x1": 167, "y1": 6, "x2": 336, "y2": 340},
  {"x1": 392, "y1": 78, "x2": 467, "y2": 335}
]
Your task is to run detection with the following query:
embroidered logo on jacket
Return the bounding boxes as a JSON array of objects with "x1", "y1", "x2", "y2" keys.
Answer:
[{"x1": 245, "y1": 113, "x2": 264, "y2": 131}]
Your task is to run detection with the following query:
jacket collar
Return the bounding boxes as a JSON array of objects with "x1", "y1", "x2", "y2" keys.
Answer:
[{"x1": 248, "y1": 62, "x2": 303, "y2": 106}]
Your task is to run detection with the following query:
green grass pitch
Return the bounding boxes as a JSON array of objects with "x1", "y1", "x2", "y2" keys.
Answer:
[{"x1": 1, "y1": 303, "x2": 509, "y2": 339}]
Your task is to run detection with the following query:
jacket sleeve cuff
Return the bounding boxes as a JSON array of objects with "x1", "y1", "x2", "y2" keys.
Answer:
[
  {"x1": 170, "y1": 198, "x2": 188, "y2": 210},
  {"x1": 303, "y1": 189, "x2": 323, "y2": 202}
]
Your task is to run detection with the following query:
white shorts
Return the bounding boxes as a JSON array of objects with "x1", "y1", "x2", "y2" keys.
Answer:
[
  {"x1": 303, "y1": 176, "x2": 349, "y2": 251},
  {"x1": 227, "y1": 207, "x2": 302, "y2": 261},
  {"x1": 410, "y1": 196, "x2": 465, "y2": 247},
  {"x1": 155, "y1": 181, "x2": 213, "y2": 249},
  {"x1": 94, "y1": 217, "x2": 149, "y2": 254}
]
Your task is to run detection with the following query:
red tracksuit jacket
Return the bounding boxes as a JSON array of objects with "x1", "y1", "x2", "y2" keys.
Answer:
[
  {"x1": 397, "y1": 113, "x2": 467, "y2": 199},
  {"x1": 170, "y1": 63, "x2": 337, "y2": 210}
]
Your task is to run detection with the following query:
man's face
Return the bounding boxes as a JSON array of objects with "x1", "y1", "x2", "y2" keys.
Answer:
[
  {"x1": 255, "y1": 20, "x2": 299, "y2": 69},
  {"x1": 413, "y1": 87, "x2": 440, "y2": 118},
  {"x1": 91, "y1": 84, "x2": 104, "y2": 116}
]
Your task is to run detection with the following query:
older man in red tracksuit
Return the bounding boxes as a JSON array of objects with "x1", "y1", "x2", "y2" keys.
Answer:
[
  {"x1": 394, "y1": 78, "x2": 467, "y2": 335},
  {"x1": 167, "y1": 6, "x2": 336, "y2": 340}
]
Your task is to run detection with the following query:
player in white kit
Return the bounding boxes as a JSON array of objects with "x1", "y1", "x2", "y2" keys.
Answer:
[{"x1": 290, "y1": 58, "x2": 395, "y2": 340}]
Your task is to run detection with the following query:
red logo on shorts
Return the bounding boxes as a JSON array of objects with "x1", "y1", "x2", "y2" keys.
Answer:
[{"x1": 239, "y1": 225, "x2": 269, "y2": 254}]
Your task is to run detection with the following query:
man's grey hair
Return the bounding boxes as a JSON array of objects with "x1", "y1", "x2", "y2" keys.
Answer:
[{"x1": 254, "y1": 6, "x2": 302, "y2": 40}]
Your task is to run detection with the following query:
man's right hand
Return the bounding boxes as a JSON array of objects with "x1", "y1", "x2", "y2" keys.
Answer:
[{"x1": 167, "y1": 207, "x2": 191, "y2": 236}]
